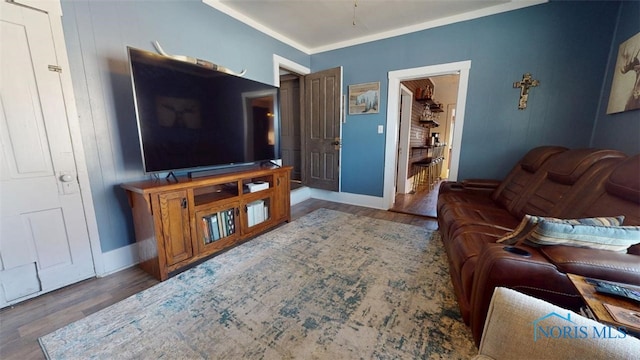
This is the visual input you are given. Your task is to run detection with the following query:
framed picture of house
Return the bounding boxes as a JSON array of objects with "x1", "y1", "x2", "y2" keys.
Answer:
[
  {"x1": 606, "y1": 32, "x2": 640, "y2": 114},
  {"x1": 348, "y1": 82, "x2": 380, "y2": 115}
]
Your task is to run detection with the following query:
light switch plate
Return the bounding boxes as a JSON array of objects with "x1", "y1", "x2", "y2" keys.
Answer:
[{"x1": 377, "y1": 125, "x2": 384, "y2": 134}]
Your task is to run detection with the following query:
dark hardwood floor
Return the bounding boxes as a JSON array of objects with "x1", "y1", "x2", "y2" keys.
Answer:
[
  {"x1": 0, "y1": 267, "x2": 160, "y2": 359},
  {"x1": 390, "y1": 180, "x2": 442, "y2": 218},
  {"x1": 0, "y1": 199, "x2": 438, "y2": 360}
]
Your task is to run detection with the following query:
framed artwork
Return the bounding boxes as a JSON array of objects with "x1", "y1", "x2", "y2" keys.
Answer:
[
  {"x1": 607, "y1": 32, "x2": 640, "y2": 114},
  {"x1": 348, "y1": 82, "x2": 380, "y2": 115}
]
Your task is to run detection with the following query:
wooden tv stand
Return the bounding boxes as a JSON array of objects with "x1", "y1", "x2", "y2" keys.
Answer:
[{"x1": 121, "y1": 166, "x2": 291, "y2": 281}]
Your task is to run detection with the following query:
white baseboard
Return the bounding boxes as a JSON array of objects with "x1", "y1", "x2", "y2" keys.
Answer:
[
  {"x1": 99, "y1": 243, "x2": 139, "y2": 277},
  {"x1": 309, "y1": 188, "x2": 386, "y2": 209},
  {"x1": 290, "y1": 186, "x2": 312, "y2": 206}
]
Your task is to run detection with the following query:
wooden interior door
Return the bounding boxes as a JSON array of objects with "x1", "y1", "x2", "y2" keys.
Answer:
[
  {"x1": 0, "y1": 1, "x2": 95, "y2": 307},
  {"x1": 279, "y1": 75, "x2": 302, "y2": 181},
  {"x1": 302, "y1": 67, "x2": 342, "y2": 191}
]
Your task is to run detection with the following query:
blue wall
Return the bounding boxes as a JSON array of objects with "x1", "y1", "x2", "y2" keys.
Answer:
[
  {"x1": 593, "y1": 0, "x2": 640, "y2": 154},
  {"x1": 61, "y1": 0, "x2": 631, "y2": 254},
  {"x1": 312, "y1": 1, "x2": 620, "y2": 195},
  {"x1": 61, "y1": 0, "x2": 308, "y2": 252}
]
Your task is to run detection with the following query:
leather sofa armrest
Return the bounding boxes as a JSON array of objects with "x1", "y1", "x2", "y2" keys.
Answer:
[
  {"x1": 540, "y1": 246, "x2": 640, "y2": 286},
  {"x1": 469, "y1": 244, "x2": 583, "y2": 346},
  {"x1": 461, "y1": 179, "x2": 502, "y2": 189},
  {"x1": 438, "y1": 180, "x2": 499, "y2": 195}
]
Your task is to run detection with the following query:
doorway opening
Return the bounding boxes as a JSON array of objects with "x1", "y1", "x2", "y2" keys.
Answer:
[
  {"x1": 274, "y1": 55, "x2": 343, "y2": 194},
  {"x1": 279, "y1": 70, "x2": 303, "y2": 188},
  {"x1": 273, "y1": 55, "x2": 309, "y2": 191},
  {"x1": 383, "y1": 61, "x2": 471, "y2": 211},
  {"x1": 391, "y1": 74, "x2": 460, "y2": 217}
]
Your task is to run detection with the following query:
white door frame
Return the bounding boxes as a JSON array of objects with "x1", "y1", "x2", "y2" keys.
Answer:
[
  {"x1": 272, "y1": 54, "x2": 312, "y2": 206},
  {"x1": 384, "y1": 60, "x2": 471, "y2": 209},
  {"x1": 272, "y1": 54, "x2": 310, "y2": 86},
  {"x1": 11, "y1": 0, "x2": 104, "y2": 274},
  {"x1": 395, "y1": 84, "x2": 413, "y2": 194}
]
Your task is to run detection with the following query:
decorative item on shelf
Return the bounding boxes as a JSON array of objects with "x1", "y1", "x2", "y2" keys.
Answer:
[
  {"x1": 415, "y1": 85, "x2": 434, "y2": 101},
  {"x1": 246, "y1": 181, "x2": 269, "y2": 193},
  {"x1": 419, "y1": 103, "x2": 440, "y2": 128},
  {"x1": 433, "y1": 132, "x2": 440, "y2": 141},
  {"x1": 429, "y1": 102, "x2": 444, "y2": 112},
  {"x1": 418, "y1": 97, "x2": 442, "y2": 128},
  {"x1": 513, "y1": 72, "x2": 540, "y2": 110},
  {"x1": 428, "y1": 133, "x2": 440, "y2": 146},
  {"x1": 425, "y1": 85, "x2": 434, "y2": 99},
  {"x1": 152, "y1": 41, "x2": 247, "y2": 76}
]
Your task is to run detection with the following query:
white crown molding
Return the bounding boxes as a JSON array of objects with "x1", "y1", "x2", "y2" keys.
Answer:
[
  {"x1": 203, "y1": 0, "x2": 312, "y2": 54},
  {"x1": 204, "y1": 0, "x2": 547, "y2": 55},
  {"x1": 311, "y1": 0, "x2": 548, "y2": 53}
]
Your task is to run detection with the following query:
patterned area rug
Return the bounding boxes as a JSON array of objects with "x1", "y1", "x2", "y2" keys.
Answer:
[{"x1": 39, "y1": 208, "x2": 476, "y2": 359}]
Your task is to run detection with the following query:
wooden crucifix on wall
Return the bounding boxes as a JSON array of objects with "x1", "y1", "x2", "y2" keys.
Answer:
[{"x1": 513, "y1": 73, "x2": 540, "y2": 110}]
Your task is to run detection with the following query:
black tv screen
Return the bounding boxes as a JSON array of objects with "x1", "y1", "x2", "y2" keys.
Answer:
[{"x1": 127, "y1": 47, "x2": 280, "y2": 174}]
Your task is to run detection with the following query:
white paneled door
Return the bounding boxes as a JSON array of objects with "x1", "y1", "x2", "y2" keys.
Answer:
[{"x1": 0, "y1": 1, "x2": 95, "y2": 307}]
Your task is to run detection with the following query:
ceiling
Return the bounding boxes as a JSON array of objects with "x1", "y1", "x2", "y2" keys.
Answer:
[{"x1": 204, "y1": 0, "x2": 546, "y2": 54}]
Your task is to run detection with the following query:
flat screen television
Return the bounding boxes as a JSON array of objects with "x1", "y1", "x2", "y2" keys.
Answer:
[{"x1": 127, "y1": 47, "x2": 280, "y2": 175}]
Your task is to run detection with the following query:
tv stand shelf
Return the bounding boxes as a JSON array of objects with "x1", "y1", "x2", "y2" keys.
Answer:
[
  {"x1": 193, "y1": 183, "x2": 238, "y2": 206},
  {"x1": 121, "y1": 166, "x2": 291, "y2": 281}
]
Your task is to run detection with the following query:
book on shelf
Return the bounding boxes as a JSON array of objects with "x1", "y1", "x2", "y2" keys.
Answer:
[
  {"x1": 219, "y1": 212, "x2": 227, "y2": 238},
  {"x1": 254, "y1": 201, "x2": 265, "y2": 224},
  {"x1": 217, "y1": 212, "x2": 225, "y2": 238},
  {"x1": 202, "y1": 208, "x2": 237, "y2": 245},
  {"x1": 246, "y1": 200, "x2": 265, "y2": 227},
  {"x1": 221, "y1": 210, "x2": 234, "y2": 236},
  {"x1": 226, "y1": 209, "x2": 235, "y2": 235},
  {"x1": 207, "y1": 213, "x2": 221, "y2": 242},
  {"x1": 246, "y1": 201, "x2": 253, "y2": 227},
  {"x1": 202, "y1": 217, "x2": 211, "y2": 244}
]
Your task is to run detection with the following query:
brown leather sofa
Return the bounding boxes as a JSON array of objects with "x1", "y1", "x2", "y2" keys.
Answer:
[{"x1": 437, "y1": 146, "x2": 640, "y2": 346}]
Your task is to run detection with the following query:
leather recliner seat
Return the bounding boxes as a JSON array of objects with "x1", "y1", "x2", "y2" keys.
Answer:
[{"x1": 437, "y1": 147, "x2": 640, "y2": 346}]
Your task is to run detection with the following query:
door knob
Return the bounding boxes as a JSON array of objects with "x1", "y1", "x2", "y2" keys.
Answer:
[
  {"x1": 59, "y1": 174, "x2": 74, "y2": 182},
  {"x1": 331, "y1": 137, "x2": 341, "y2": 150}
]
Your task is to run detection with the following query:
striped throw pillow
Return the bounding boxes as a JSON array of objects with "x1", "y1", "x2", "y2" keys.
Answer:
[
  {"x1": 496, "y1": 215, "x2": 625, "y2": 246},
  {"x1": 496, "y1": 215, "x2": 539, "y2": 245},
  {"x1": 526, "y1": 220, "x2": 640, "y2": 252}
]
